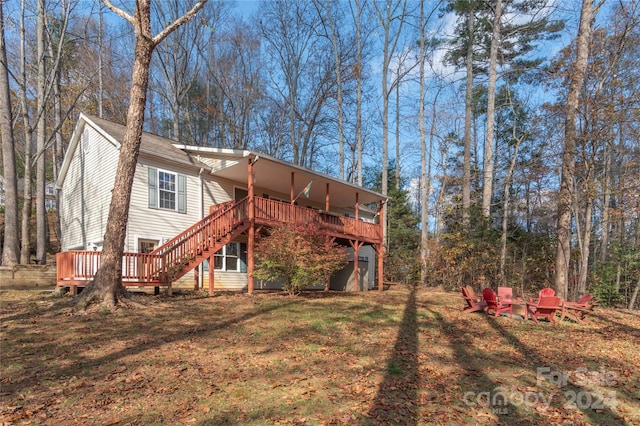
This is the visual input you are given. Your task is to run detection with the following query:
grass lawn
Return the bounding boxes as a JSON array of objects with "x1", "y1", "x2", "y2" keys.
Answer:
[{"x1": 1, "y1": 285, "x2": 638, "y2": 425}]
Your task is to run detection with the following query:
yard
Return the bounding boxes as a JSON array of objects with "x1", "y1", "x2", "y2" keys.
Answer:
[{"x1": 1, "y1": 285, "x2": 638, "y2": 425}]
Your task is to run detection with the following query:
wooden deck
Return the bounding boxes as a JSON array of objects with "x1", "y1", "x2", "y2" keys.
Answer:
[{"x1": 56, "y1": 197, "x2": 382, "y2": 289}]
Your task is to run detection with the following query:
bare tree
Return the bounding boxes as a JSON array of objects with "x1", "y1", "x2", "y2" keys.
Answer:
[
  {"x1": 0, "y1": 0, "x2": 20, "y2": 266},
  {"x1": 555, "y1": 0, "x2": 596, "y2": 300},
  {"x1": 481, "y1": 0, "x2": 502, "y2": 220},
  {"x1": 259, "y1": 0, "x2": 335, "y2": 168},
  {"x1": 19, "y1": 0, "x2": 34, "y2": 265},
  {"x1": 374, "y1": 0, "x2": 408, "y2": 246},
  {"x1": 350, "y1": 0, "x2": 364, "y2": 186},
  {"x1": 76, "y1": 0, "x2": 207, "y2": 309},
  {"x1": 313, "y1": 0, "x2": 349, "y2": 181}
]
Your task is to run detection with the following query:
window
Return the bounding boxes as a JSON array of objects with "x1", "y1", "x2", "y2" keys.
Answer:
[
  {"x1": 213, "y1": 242, "x2": 247, "y2": 272},
  {"x1": 159, "y1": 171, "x2": 176, "y2": 210},
  {"x1": 148, "y1": 167, "x2": 186, "y2": 213},
  {"x1": 138, "y1": 238, "x2": 159, "y2": 253}
]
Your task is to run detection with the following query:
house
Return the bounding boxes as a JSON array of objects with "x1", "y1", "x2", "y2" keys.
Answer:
[{"x1": 55, "y1": 114, "x2": 386, "y2": 294}]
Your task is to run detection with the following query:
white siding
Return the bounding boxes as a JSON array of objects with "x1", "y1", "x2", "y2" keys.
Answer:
[
  {"x1": 201, "y1": 175, "x2": 234, "y2": 208},
  {"x1": 60, "y1": 126, "x2": 118, "y2": 250},
  {"x1": 127, "y1": 157, "x2": 202, "y2": 252}
]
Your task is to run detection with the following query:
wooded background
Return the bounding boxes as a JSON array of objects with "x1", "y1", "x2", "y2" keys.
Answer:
[{"x1": 0, "y1": 0, "x2": 638, "y2": 308}]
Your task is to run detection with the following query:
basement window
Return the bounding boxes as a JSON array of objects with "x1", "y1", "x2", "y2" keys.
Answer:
[{"x1": 213, "y1": 242, "x2": 247, "y2": 272}]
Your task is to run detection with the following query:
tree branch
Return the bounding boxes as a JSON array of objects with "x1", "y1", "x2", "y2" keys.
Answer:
[{"x1": 153, "y1": 1, "x2": 208, "y2": 46}]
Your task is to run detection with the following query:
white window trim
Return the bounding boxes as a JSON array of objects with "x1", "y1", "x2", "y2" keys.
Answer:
[
  {"x1": 158, "y1": 169, "x2": 178, "y2": 211},
  {"x1": 134, "y1": 235, "x2": 163, "y2": 253},
  {"x1": 214, "y1": 242, "x2": 246, "y2": 272},
  {"x1": 148, "y1": 166, "x2": 186, "y2": 213}
]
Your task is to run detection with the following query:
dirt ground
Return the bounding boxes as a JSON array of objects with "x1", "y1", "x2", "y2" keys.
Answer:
[{"x1": 1, "y1": 286, "x2": 639, "y2": 425}]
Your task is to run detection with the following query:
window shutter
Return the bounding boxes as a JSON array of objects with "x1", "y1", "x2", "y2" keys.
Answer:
[
  {"x1": 148, "y1": 167, "x2": 158, "y2": 208},
  {"x1": 178, "y1": 174, "x2": 187, "y2": 213}
]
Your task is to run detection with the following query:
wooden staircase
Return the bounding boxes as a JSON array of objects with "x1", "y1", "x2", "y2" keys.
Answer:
[
  {"x1": 56, "y1": 197, "x2": 250, "y2": 288},
  {"x1": 149, "y1": 197, "x2": 250, "y2": 283}
]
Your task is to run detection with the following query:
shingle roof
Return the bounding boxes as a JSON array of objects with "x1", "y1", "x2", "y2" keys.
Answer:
[{"x1": 85, "y1": 115, "x2": 210, "y2": 170}]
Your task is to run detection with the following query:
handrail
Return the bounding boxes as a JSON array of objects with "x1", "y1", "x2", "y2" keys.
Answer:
[{"x1": 254, "y1": 197, "x2": 381, "y2": 242}]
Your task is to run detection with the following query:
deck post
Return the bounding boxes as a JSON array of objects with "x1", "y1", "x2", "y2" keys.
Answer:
[
  {"x1": 194, "y1": 266, "x2": 199, "y2": 291},
  {"x1": 378, "y1": 200, "x2": 385, "y2": 291},
  {"x1": 208, "y1": 254, "x2": 214, "y2": 296},
  {"x1": 248, "y1": 158, "x2": 256, "y2": 294},
  {"x1": 354, "y1": 193, "x2": 360, "y2": 292},
  {"x1": 325, "y1": 183, "x2": 330, "y2": 211}
]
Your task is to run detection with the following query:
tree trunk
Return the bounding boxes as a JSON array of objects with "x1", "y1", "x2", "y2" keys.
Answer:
[
  {"x1": 98, "y1": 3, "x2": 104, "y2": 118},
  {"x1": 462, "y1": 7, "x2": 474, "y2": 231},
  {"x1": 324, "y1": 2, "x2": 345, "y2": 181},
  {"x1": 52, "y1": 41, "x2": 64, "y2": 253},
  {"x1": 19, "y1": 0, "x2": 32, "y2": 265},
  {"x1": 77, "y1": 0, "x2": 207, "y2": 308},
  {"x1": 0, "y1": 0, "x2": 20, "y2": 265},
  {"x1": 577, "y1": 197, "x2": 593, "y2": 296},
  {"x1": 555, "y1": 0, "x2": 594, "y2": 300},
  {"x1": 354, "y1": 0, "x2": 362, "y2": 186},
  {"x1": 599, "y1": 142, "x2": 611, "y2": 263},
  {"x1": 481, "y1": 0, "x2": 502, "y2": 220},
  {"x1": 629, "y1": 277, "x2": 640, "y2": 310},
  {"x1": 77, "y1": 18, "x2": 155, "y2": 308},
  {"x1": 419, "y1": 0, "x2": 427, "y2": 285},
  {"x1": 395, "y1": 72, "x2": 400, "y2": 188},
  {"x1": 500, "y1": 126, "x2": 522, "y2": 287},
  {"x1": 35, "y1": 0, "x2": 47, "y2": 265}
]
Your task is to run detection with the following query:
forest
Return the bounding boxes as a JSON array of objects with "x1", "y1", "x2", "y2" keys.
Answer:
[{"x1": 0, "y1": 0, "x2": 638, "y2": 309}]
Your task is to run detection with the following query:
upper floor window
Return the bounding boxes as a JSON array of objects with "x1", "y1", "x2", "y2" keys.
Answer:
[
  {"x1": 148, "y1": 167, "x2": 186, "y2": 213},
  {"x1": 159, "y1": 171, "x2": 176, "y2": 210}
]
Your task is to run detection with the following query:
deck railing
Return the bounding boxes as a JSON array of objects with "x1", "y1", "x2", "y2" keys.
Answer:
[
  {"x1": 56, "y1": 196, "x2": 381, "y2": 287},
  {"x1": 56, "y1": 250, "x2": 163, "y2": 285},
  {"x1": 254, "y1": 197, "x2": 381, "y2": 242}
]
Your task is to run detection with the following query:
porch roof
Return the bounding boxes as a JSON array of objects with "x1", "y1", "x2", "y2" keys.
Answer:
[{"x1": 175, "y1": 146, "x2": 386, "y2": 210}]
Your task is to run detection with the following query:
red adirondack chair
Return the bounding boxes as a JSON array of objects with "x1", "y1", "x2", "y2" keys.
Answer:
[
  {"x1": 526, "y1": 296, "x2": 563, "y2": 323},
  {"x1": 561, "y1": 294, "x2": 595, "y2": 324},
  {"x1": 465, "y1": 285, "x2": 481, "y2": 302},
  {"x1": 461, "y1": 286, "x2": 487, "y2": 313},
  {"x1": 528, "y1": 287, "x2": 555, "y2": 305},
  {"x1": 498, "y1": 286, "x2": 521, "y2": 304},
  {"x1": 482, "y1": 288, "x2": 513, "y2": 318}
]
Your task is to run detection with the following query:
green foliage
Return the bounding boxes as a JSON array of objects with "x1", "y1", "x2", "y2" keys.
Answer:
[
  {"x1": 385, "y1": 181, "x2": 421, "y2": 284},
  {"x1": 364, "y1": 162, "x2": 421, "y2": 284},
  {"x1": 254, "y1": 221, "x2": 348, "y2": 295},
  {"x1": 591, "y1": 242, "x2": 640, "y2": 307},
  {"x1": 426, "y1": 218, "x2": 556, "y2": 296}
]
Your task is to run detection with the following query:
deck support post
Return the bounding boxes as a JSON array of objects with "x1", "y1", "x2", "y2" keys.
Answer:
[
  {"x1": 248, "y1": 158, "x2": 256, "y2": 294},
  {"x1": 194, "y1": 266, "x2": 199, "y2": 291},
  {"x1": 377, "y1": 200, "x2": 385, "y2": 291},
  {"x1": 325, "y1": 183, "x2": 330, "y2": 211},
  {"x1": 208, "y1": 254, "x2": 215, "y2": 296}
]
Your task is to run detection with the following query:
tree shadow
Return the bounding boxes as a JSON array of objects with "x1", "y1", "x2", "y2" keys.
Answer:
[
  {"x1": 487, "y1": 316, "x2": 624, "y2": 424},
  {"x1": 430, "y1": 311, "x2": 529, "y2": 423},
  {"x1": 368, "y1": 284, "x2": 420, "y2": 424},
  {"x1": 1, "y1": 297, "x2": 297, "y2": 398}
]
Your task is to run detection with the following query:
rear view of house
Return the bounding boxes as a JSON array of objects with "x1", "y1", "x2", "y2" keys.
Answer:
[{"x1": 56, "y1": 114, "x2": 386, "y2": 294}]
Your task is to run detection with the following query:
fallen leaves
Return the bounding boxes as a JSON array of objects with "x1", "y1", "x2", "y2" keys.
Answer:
[{"x1": 0, "y1": 286, "x2": 638, "y2": 425}]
